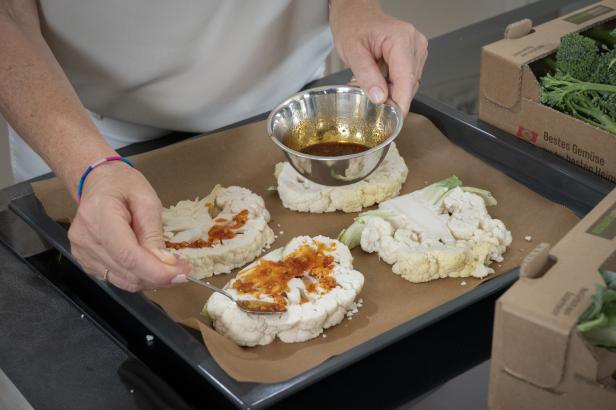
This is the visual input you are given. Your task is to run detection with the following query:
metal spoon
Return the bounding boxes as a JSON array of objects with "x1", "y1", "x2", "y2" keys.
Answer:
[{"x1": 185, "y1": 275, "x2": 284, "y2": 315}]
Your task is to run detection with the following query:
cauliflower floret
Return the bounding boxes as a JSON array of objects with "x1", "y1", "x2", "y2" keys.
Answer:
[
  {"x1": 360, "y1": 217, "x2": 406, "y2": 264},
  {"x1": 443, "y1": 188, "x2": 512, "y2": 262},
  {"x1": 276, "y1": 143, "x2": 408, "y2": 213},
  {"x1": 163, "y1": 186, "x2": 275, "y2": 278},
  {"x1": 205, "y1": 236, "x2": 364, "y2": 346},
  {"x1": 392, "y1": 246, "x2": 470, "y2": 282}
]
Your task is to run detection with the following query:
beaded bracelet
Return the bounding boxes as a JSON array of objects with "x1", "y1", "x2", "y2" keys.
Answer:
[{"x1": 76, "y1": 156, "x2": 135, "y2": 201}]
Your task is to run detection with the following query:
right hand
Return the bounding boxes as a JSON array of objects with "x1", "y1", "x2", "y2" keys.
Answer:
[{"x1": 68, "y1": 162, "x2": 192, "y2": 292}]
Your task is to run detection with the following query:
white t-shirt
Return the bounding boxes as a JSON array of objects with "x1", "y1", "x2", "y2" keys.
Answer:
[{"x1": 10, "y1": 0, "x2": 332, "y2": 181}]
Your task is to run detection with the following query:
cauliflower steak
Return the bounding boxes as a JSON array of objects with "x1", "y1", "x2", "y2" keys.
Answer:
[
  {"x1": 275, "y1": 143, "x2": 408, "y2": 213},
  {"x1": 339, "y1": 176, "x2": 512, "y2": 283},
  {"x1": 205, "y1": 236, "x2": 364, "y2": 346},
  {"x1": 163, "y1": 185, "x2": 275, "y2": 279}
]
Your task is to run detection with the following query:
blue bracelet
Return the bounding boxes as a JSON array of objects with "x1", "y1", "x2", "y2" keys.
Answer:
[{"x1": 76, "y1": 156, "x2": 135, "y2": 201}]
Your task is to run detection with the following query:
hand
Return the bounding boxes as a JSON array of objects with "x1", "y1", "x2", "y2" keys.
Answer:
[
  {"x1": 329, "y1": 0, "x2": 428, "y2": 114},
  {"x1": 68, "y1": 162, "x2": 191, "y2": 292}
]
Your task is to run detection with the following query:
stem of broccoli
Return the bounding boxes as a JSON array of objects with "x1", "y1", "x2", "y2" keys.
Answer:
[
  {"x1": 565, "y1": 93, "x2": 616, "y2": 134},
  {"x1": 545, "y1": 75, "x2": 616, "y2": 95}
]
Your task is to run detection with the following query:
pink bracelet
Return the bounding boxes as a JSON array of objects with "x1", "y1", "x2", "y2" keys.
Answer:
[{"x1": 76, "y1": 156, "x2": 135, "y2": 201}]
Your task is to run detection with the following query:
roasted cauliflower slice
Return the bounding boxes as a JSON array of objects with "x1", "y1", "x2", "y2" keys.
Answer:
[
  {"x1": 163, "y1": 185, "x2": 275, "y2": 279},
  {"x1": 275, "y1": 143, "x2": 408, "y2": 213},
  {"x1": 205, "y1": 236, "x2": 364, "y2": 346},
  {"x1": 340, "y1": 176, "x2": 512, "y2": 283}
]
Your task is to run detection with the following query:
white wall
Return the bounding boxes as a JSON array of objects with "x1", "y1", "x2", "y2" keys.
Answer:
[{"x1": 0, "y1": 0, "x2": 538, "y2": 189}]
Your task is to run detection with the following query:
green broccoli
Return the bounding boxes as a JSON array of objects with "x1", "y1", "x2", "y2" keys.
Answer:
[
  {"x1": 577, "y1": 270, "x2": 616, "y2": 352},
  {"x1": 590, "y1": 48, "x2": 616, "y2": 85},
  {"x1": 540, "y1": 31, "x2": 616, "y2": 135},
  {"x1": 556, "y1": 33, "x2": 600, "y2": 82},
  {"x1": 540, "y1": 72, "x2": 616, "y2": 134}
]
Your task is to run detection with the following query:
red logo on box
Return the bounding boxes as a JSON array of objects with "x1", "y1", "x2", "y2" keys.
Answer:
[{"x1": 516, "y1": 126, "x2": 538, "y2": 143}]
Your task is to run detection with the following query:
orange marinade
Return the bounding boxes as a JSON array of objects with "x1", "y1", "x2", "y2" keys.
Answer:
[
  {"x1": 165, "y1": 209, "x2": 249, "y2": 249},
  {"x1": 232, "y1": 241, "x2": 338, "y2": 311}
]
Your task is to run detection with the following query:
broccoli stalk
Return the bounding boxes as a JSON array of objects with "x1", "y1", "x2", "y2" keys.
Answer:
[{"x1": 540, "y1": 73, "x2": 616, "y2": 134}]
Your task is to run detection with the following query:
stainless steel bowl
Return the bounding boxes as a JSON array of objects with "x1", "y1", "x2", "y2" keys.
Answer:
[{"x1": 266, "y1": 85, "x2": 404, "y2": 186}]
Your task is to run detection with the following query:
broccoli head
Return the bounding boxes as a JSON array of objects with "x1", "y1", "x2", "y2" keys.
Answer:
[
  {"x1": 591, "y1": 48, "x2": 616, "y2": 85},
  {"x1": 556, "y1": 33, "x2": 600, "y2": 82}
]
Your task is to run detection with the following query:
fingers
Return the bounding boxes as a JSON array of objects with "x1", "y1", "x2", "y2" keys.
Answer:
[
  {"x1": 383, "y1": 26, "x2": 428, "y2": 114},
  {"x1": 106, "y1": 270, "x2": 143, "y2": 293},
  {"x1": 346, "y1": 44, "x2": 389, "y2": 104},
  {"x1": 128, "y1": 192, "x2": 178, "y2": 265},
  {"x1": 411, "y1": 33, "x2": 428, "y2": 99},
  {"x1": 70, "y1": 240, "x2": 144, "y2": 292},
  {"x1": 385, "y1": 40, "x2": 414, "y2": 114},
  {"x1": 97, "y1": 197, "x2": 190, "y2": 286}
]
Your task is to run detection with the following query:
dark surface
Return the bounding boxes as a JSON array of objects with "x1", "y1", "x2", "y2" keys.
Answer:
[
  {"x1": 0, "y1": 244, "x2": 135, "y2": 409},
  {"x1": 0, "y1": 0, "x2": 611, "y2": 409}
]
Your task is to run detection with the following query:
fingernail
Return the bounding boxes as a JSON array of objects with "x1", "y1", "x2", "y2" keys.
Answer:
[
  {"x1": 152, "y1": 248, "x2": 177, "y2": 265},
  {"x1": 171, "y1": 274, "x2": 188, "y2": 284},
  {"x1": 368, "y1": 86, "x2": 385, "y2": 104}
]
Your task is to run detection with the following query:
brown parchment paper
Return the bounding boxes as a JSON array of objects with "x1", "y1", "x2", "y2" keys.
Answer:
[{"x1": 31, "y1": 114, "x2": 579, "y2": 383}]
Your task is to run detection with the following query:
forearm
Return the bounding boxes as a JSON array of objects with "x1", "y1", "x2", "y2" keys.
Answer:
[{"x1": 0, "y1": 1, "x2": 116, "y2": 198}]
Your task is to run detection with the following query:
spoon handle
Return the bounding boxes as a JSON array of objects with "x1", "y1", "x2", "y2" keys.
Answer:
[{"x1": 184, "y1": 275, "x2": 235, "y2": 301}]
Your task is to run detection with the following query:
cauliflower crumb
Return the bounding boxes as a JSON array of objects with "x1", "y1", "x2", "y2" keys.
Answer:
[
  {"x1": 322, "y1": 334, "x2": 327, "y2": 338},
  {"x1": 461, "y1": 281, "x2": 467, "y2": 286},
  {"x1": 279, "y1": 231, "x2": 284, "y2": 235},
  {"x1": 145, "y1": 334, "x2": 154, "y2": 344},
  {"x1": 524, "y1": 235, "x2": 532, "y2": 242},
  {"x1": 80, "y1": 314, "x2": 85, "y2": 319}
]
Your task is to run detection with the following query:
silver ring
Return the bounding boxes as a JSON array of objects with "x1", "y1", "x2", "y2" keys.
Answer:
[{"x1": 103, "y1": 268, "x2": 110, "y2": 282}]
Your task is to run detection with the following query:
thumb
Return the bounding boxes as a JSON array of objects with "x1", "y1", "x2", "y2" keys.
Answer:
[
  {"x1": 129, "y1": 194, "x2": 177, "y2": 265},
  {"x1": 346, "y1": 45, "x2": 389, "y2": 104}
]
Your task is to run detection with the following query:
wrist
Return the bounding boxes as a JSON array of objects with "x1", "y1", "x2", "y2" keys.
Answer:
[
  {"x1": 62, "y1": 148, "x2": 118, "y2": 198},
  {"x1": 74, "y1": 156, "x2": 136, "y2": 201}
]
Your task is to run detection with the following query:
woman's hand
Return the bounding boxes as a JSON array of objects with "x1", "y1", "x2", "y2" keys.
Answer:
[
  {"x1": 329, "y1": 0, "x2": 428, "y2": 114},
  {"x1": 68, "y1": 162, "x2": 191, "y2": 292}
]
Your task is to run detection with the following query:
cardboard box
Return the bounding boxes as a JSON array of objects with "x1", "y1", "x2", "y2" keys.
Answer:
[
  {"x1": 489, "y1": 188, "x2": 616, "y2": 410},
  {"x1": 479, "y1": 1, "x2": 616, "y2": 183}
]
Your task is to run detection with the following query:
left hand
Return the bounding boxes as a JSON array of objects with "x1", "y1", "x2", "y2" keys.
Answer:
[{"x1": 329, "y1": 0, "x2": 428, "y2": 114}]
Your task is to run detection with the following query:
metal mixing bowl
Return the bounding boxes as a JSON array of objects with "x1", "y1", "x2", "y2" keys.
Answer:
[{"x1": 266, "y1": 85, "x2": 404, "y2": 186}]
